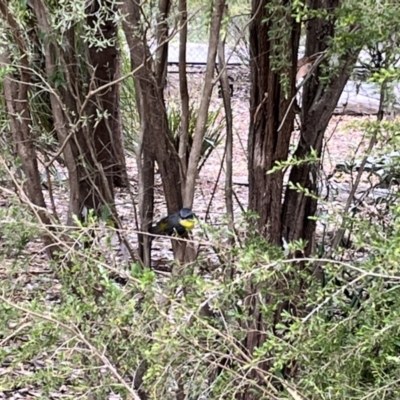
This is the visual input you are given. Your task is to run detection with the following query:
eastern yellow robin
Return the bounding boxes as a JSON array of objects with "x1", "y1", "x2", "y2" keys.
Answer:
[{"x1": 149, "y1": 208, "x2": 195, "y2": 237}]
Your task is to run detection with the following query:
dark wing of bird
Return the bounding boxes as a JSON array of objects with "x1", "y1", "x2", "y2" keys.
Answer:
[{"x1": 149, "y1": 216, "x2": 170, "y2": 235}]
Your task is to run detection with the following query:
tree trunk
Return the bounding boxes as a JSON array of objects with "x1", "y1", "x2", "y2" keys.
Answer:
[
  {"x1": 31, "y1": 0, "x2": 121, "y2": 225},
  {"x1": 281, "y1": 0, "x2": 359, "y2": 255},
  {"x1": 155, "y1": 0, "x2": 171, "y2": 90},
  {"x1": 183, "y1": 0, "x2": 225, "y2": 207},
  {"x1": 122, "y1": 0, "x2": 183, "y2": 265},
  {"x1": 218, "y1": 20, "x2": 234, "y2": 230},
  {"x1": 242, "y1": 1, "x2": 361, "y2": 398},
  {"x1": 240, "y1": 1, "x2": 301, "y2": 398},
  {"x1": 122, "y1": 0, "x2": 182, "y2": 215},
  {"x1": 85, "y1": 0, "x2": 121, "y2": 206},
  {"x1": 111, "y1": 55, "x2": 128, "y2": 188},
  {"x1": 178, "y1": 0, "x2": 189, "y2": 184},
  {"x1": 30, "y1": 0, "x2": 94, "y2": 223},
  {"x1": 248, "y1": 0, "x2": 300, "y2": 244}
]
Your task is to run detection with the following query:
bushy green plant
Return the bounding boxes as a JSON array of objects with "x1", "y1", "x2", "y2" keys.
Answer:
[
  {"x1": 0, "y1": 203, "x2": 39, "y2": 256},
  {"x1": 2, "y1": 192, "x2": 400, "y2": 399}
]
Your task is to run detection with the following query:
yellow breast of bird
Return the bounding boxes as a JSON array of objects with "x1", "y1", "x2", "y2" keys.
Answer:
[{"x1": 179, "y1": 219, "x2": 195, "y2": 230}]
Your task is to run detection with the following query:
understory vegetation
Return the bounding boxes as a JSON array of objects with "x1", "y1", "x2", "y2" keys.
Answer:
[{"x1": 2, "y1": 194, "x2": 400, "y2": 399}]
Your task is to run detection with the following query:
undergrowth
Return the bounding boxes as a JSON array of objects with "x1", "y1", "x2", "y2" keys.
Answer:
[{"x1": 1, "y1": 191, "x2": 400, "y2": 399}]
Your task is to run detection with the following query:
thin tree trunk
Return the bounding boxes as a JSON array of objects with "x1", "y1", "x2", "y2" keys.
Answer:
[
  {"x1": 156, "y1": 0, "x2": 171, "y2": 89},
  {"x1": 178, "y1": 0, "x2": 189, "y2": 189},
  {"x1": 122, "y1": 0, "x2": 155, "y2": 267},
  {"x1": 122, "y1": 0, "x2": 182, "y2": 214},
  {"x1": 218, "y1": 22, "x2": 234, "y2": 230},
  {"x1": 122, "y1": 0, "x2": 182, "y2": 265},
  {"x1": 111, "y1": 53, "x2": 129, "y2": 188},
  {"x1": 136, "y1": 99, "x2": 155, "y2": 267},
  {"x1": 183, "y1": 0, "x2": 225, "y2": 207},
  {"x1": 30, "y1": 0, "x2": 87, "y2": 223}
]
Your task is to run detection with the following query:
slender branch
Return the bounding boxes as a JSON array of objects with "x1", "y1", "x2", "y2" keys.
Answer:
[
  {"x1": 217, "y1": 19, "x2": 234, "y2": 229},
  {"x1": 178, "y1": 0, "x2": 189, "y2": 184},
  {"x1": 184, "y1": 0, "x2": 226, "y2": 207}
]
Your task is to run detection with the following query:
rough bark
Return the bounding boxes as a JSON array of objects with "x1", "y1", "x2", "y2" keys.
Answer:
[
  {"x1": 248, "y1": 0, "x2": 300, "y2": 245},
  {"x1": 240, "y1": 1, "x2": 301, "y2": 398},
  {"x1": 85, "y1": 5, "x2": 127, "y2": 189},
  {"x1": 86, "y1": 0, "x2": 121, "y2": 198},
  {"x1": 242, "y1": 1, "x2": 361, "y2": 398},
  {"x1": 281, "y1": 0, "x2": 360, "y2": 255}
]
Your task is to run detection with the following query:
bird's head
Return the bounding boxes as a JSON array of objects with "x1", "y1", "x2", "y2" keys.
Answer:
[{"x1": 179, "y1": 207, "x2": 196, "y2": 230}]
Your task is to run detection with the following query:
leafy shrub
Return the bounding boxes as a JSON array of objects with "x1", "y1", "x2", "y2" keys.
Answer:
[{"x1": 2, "y1": 200, "x2": 400, "y2": 399}]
